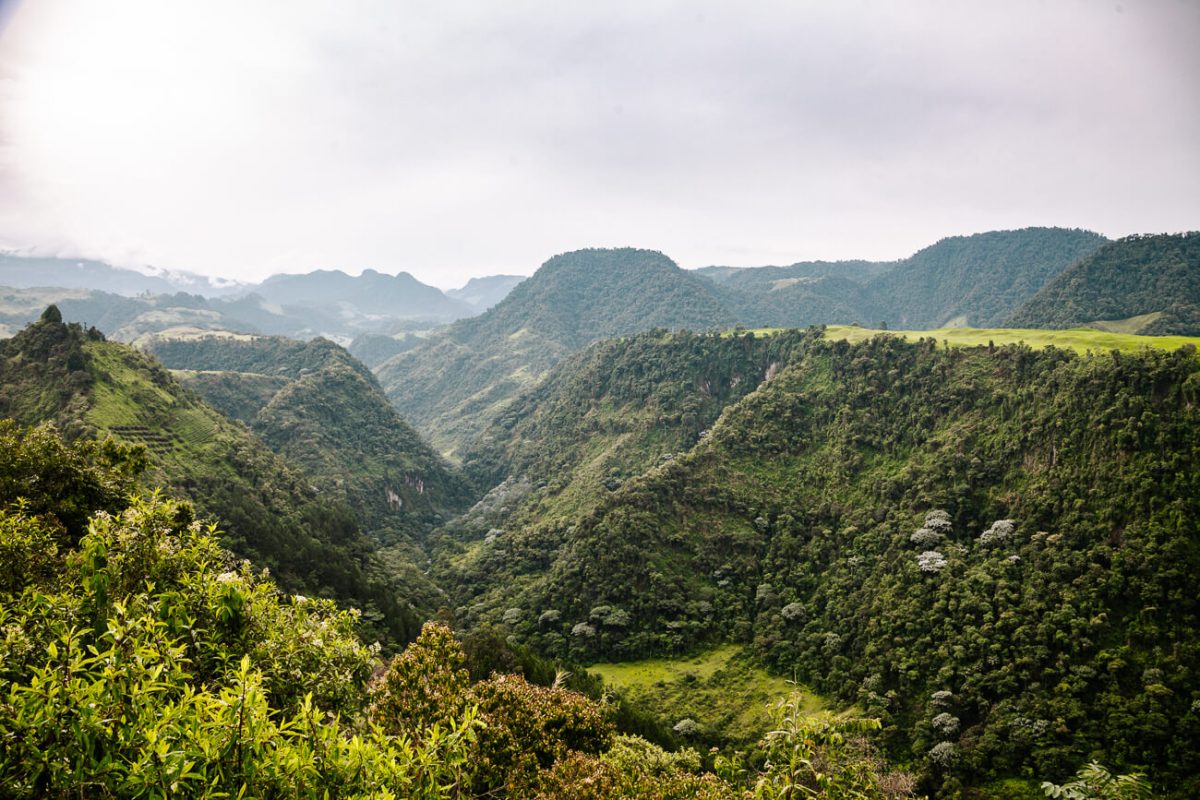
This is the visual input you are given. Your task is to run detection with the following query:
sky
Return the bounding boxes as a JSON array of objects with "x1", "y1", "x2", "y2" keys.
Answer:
[{"x1": 0, "y1": 1, "x2": 1197, "y2": 289}]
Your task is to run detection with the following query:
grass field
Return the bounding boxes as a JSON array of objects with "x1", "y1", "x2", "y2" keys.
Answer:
[
  {"x1": 819, "y1": 325, "x2": 1200, "y2": 354},
  {"x1": 588, "y1": 645, "x2": 826, "y2": 744}
]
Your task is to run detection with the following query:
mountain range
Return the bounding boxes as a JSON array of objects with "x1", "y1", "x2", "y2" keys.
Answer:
[{"x1": 375, "y1": 228, "x2": 1120, "y2": 455}]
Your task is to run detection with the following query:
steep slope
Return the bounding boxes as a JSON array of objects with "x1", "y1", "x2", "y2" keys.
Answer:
[
  {"x1": 146, "y1": 333, "x2": 475, "y2": 545},
  {"x1": 253, "y1": 268, "x2": 473, "y2": 321},
  {"x1": 445, "y1": 332, "x2": 1200, "y2": 790},
  {"x1": 857, "y1": 227, "x2": 1108, "y2": 328},
  {"x1": 0, "y1": 311, "x2": 423, "y2": 643},
  {"x1": 376, "y1": 248, "x2": 738, "y2": 456},
  {"x1": 460, "y1": 329, "x2": 819, "y2": 524},
  {"x1": 1007, "y1": 232, "x2": 1200, "y2": 334},
  {"x1": 347, "y1": 332, "x2": 424, "y2": 368}
]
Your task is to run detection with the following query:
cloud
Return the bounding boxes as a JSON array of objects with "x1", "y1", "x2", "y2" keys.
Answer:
[{"x1": 0, "y1": 0, "x2": 1197, "y2": 288}]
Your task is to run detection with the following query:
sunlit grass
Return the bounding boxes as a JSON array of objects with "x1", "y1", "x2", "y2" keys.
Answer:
[{"x1": 589, "y1": 645, "x2": 826, "y2": 744}]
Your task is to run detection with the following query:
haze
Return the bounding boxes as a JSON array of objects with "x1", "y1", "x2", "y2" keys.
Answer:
[{"x1": 0, "y1": 0, "x2": 1197, "y2": 289}]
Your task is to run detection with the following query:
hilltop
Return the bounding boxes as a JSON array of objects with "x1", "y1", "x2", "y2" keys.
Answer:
[{"x1": 376, "y1": 248, "x2": 737, "y2": 456}]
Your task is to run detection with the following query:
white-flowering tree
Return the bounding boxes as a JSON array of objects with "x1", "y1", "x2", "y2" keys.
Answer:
[
  {"x1": 931, "y1": 712, "x2": 960, "y2": 736},
  {"x1": 979, "y1": 519, "x2": 1016, "y2": 546},
  {"x1": 910, "y1": 527, "x2": 944, "y2": 548},
  {"x1": 917, "y1": 550, "x2": 948, "y2": 573}
]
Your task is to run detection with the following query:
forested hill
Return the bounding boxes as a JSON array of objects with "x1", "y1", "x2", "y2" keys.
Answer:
[
  {"x1": 1006, "y1": 232, "x2": 1200, "y2": 334},
  {"x1": 445, "y1": 331, "x2": 1200, "y2": 791},
  {"x1": 0, "y1": 310, "x2": 427, "y2": 643},
  {"x1": 460, "y1": 329, "x2": 821, "y2": 524},
  {"x1": 375, "y1": 248, "x2": 738, "y2": 456},
  {"x1": 691, "y1": 228, "x2": 1108, "y2": 330},
  {"x1": 854, "y1": 227, "x2": 1108, "y2": 328},
  {"x1": 147, "y1": 333, "x2": 475, "y2": 547}
]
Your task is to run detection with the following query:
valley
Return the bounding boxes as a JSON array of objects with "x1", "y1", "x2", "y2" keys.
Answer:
[{"x1": 2, "y1": 229, "x2": 1198, "y2": 798}]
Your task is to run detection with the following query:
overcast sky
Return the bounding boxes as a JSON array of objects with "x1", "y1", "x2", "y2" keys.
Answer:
[{"x1": 0, "y1": 1, "x2": 1197, "y2": 289}]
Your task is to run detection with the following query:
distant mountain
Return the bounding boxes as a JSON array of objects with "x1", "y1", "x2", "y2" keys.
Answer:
[
  {"x1": 855, "y1": 227, "x2": 1108, "y2": 328},
  {"x1": 0, "y1": 283, "x2": 452, "y2": 345},
  {"x1": 0, "y1": 311, "x2": 424, "y2": 643},
  {"x1": 375, "y1": 248, "x2": 738, "y2": 456},
  {"x1": 0, "y1": 255, "x2": 475, "y2": 340},
  {"x1": 347, "y1": 331, "x2": 425, "y2": 368},
  {"x1": 447, "y1": 274, "x2": 526, "y2": 311},
  {"x1": 1006, "y1": 232, "x2": 1200, "y2": 335},
  {"x1": 254, "y1": 268, "x2": 473, "y2": 321},
  {"x1": 0, "y1": 252, "x2": 243, "y2": 296}
]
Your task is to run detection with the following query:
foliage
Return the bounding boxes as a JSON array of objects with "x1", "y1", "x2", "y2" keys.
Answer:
[
  {"x1": 370, "y1": 621, "x2": 615, "y2": 795},
  {"x1": 753, "y1": 694, "x2": 903, "y2": 800},
  {"x1": 1008, "y1": 232, "x2": 1200, "y2": 334},
  {"x1": 0, "y1": 488, "x2": 475, "y2": 799},
  {"x1": 0, "y1": 420, "x2": 144, "y2": 542},
  {"x1": 1040, "y1": 763, "x2": 1151, "y2": 800}
]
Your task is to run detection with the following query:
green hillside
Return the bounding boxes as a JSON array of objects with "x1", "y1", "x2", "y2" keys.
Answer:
[
  {"x1": 1007, "y1": 232, "x2": 1200, "y2": 334},
  {"x1": 0, "y1": 311, "x2": 423, "y2": 643},
  {"x1": 457, "y1": 329, "x2": 818, "y2": 535},
  {"x1": 694, "y1": 228, "x2": 1108, "y2": 331},
  {"x1": 376, "y1": 248, "x2": 738, "y2": 457},
  {"x1": 442, "y1": 331, "x2": 1200, "y2": 792},
  {"x1": 148, "y1": 334, "x2": 476, "y2": 546},
  {"x1": 857, "y1": 227, "x2": 1108, "y2": 329}
]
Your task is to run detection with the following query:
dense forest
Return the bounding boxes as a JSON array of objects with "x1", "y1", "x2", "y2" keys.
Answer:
[
  {"x1": 148, "y1": 334, "x2": 474, "y2": 538},
  {"x1": 442, "y1": 330, "x2": 1200, "y2": 795},
  {"x1": 1007, "y1": 233, "x2": 1200, "y2": 335},
  {"x1": 0, "y1": 420, "x2": 944, "y2": 798}
]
